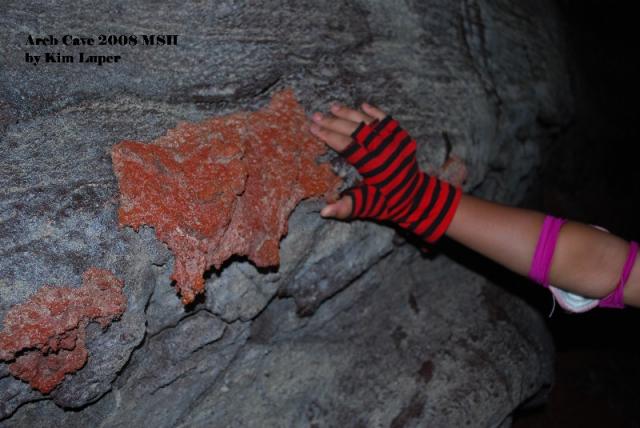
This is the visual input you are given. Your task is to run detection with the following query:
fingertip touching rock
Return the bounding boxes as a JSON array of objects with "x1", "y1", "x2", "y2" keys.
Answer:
[{"x1": 112, "y1": 89, "x2": 342, "y2": 305}]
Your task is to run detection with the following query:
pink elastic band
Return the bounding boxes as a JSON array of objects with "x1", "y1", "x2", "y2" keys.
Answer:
[
  {"x1": 598, "y1": 241, "x2": 638, "y2": 308},
  {"x1": 529, "y1": 215, "x2": 567, "y2": 288}
]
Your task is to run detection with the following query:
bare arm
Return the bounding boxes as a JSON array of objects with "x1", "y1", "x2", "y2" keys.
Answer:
[
  {"x1": 447, "y1": 194, "x2": 640, "y2": 307},
  {"x1": 310, "y1": 102, "x2": 639, "y2": 308}
]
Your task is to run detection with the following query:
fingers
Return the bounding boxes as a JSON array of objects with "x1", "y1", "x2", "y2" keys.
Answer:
[
  {"x1": 320, "y1": 196, "x2": 353, "y2": 219},
  {"x1": 329, "y1": 103, "x2": 375, "y2": 124},
  {"x1": 309, "y1": 123, "x2": 352, "y2": 152},
  {"x1": 309, "y1": 101, "x2": 389, "y2": 152},
  {"x1": 311, "y1": 112, "x2": 358, "y2": 136},
  {"x1": 361, "y1": 102, "x2": 387, "y2": 120}
]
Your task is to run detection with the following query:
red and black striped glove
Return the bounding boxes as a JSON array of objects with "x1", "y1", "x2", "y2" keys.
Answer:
[{"x1": 340, "y1": 115, "x2": 462, "y2": 244}]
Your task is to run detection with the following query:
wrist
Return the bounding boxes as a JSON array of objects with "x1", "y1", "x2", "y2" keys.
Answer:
[{"x1": 394, "y1": 173, "x2": 462, "y2": 244}]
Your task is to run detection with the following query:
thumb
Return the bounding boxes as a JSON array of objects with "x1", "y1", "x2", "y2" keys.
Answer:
[{"x1": 320, "y1": 195, "x2": 353, "y2": 219}]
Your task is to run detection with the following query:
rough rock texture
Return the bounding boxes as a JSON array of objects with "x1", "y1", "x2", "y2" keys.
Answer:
[
  {"x1": 1, "y1": 0, "x2": 571, "y2": 426},
  {"x1": 0, "y1": 269, "x2": 126, "y2": 394},
  {"x1": 2, "y1": 247, "x2": 554, "y2": 428},
  {"x1": 112, "y1": 89, "x2": 341, "y2": 305},
  {"x1": 179, "y1": 247, "x2": 554, "y2": 428}
]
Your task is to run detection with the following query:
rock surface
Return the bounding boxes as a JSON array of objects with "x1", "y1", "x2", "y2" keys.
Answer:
[{"x1": 1, "y1": 0, "x2": 571, "y2": 426}]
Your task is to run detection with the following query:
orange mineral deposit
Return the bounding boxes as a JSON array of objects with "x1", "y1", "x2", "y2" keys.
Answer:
[
  {"x1": 112, "y1": 89, "x2": 341, "y2": 304},
  {"x1": 0, "y1": 268, "x2": 126, "y2": 394}
]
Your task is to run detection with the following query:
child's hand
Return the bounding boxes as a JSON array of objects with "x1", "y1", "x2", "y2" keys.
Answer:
[
  {"x1": 310, "y1": 102, "x2": 461, "y2": 244},
  {"x1": 310, "y1": 102, "x2": 387, "y2": 219}
]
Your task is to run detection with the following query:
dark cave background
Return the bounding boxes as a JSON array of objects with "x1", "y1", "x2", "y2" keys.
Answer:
[{"x1": 508, "y1": 1, "x2": 640, "y2": 426}]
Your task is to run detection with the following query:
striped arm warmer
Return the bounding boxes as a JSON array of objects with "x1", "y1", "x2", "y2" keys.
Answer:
[{"x1": 340, "y1": 116, "x2": 462, "y2": 244}]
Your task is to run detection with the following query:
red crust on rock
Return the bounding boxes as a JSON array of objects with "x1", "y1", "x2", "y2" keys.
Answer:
[
  {"x1": 0, "y1": 268, "x2": 126, "y2": 394},
  {"x1": 111, "y1": 89, "x2": 341, "y2": 304}
]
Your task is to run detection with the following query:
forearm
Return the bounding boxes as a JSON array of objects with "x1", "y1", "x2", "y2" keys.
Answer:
[
  {"x1": 445, "y1": 194, "x2": 640, "y2": 307},
  {"x1": 308, "y1": 102, "x2": 639, "y2": 308}
]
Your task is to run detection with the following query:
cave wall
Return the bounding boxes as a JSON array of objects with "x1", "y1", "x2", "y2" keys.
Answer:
[{"x1": 0, "y1": 0, "x2": 571, "y2": 426}]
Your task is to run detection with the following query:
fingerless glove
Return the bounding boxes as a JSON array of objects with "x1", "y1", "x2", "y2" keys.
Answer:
[{"x1": 340, "y1": 116, "x2": 462, "y2": 244}]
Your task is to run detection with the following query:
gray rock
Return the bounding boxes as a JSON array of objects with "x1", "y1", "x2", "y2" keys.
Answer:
[
  {"x1": 176, "y1": 247, "x2": 554, "y2": 428},
  {"x1": 1, "y1": 0, "x2": 570, "y2": 425},
  {"x1": 2, "y1": 317, "x2": 251, "y2": 428}
]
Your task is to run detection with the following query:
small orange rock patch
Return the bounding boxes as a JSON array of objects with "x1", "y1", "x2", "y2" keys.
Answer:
[
  {"x1": 438, "y1": 155, "x2": 468, "y2": 187},
  {"x1": 0, "y1": 268, "x2": 127, "y2": 393},
  {"x1": 112, "y1": 89, "x2": 341, "y2": 304}
]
